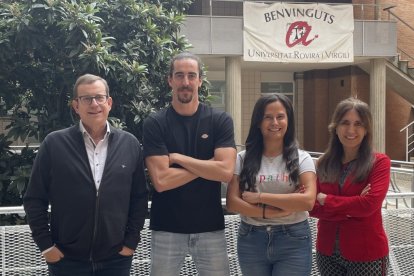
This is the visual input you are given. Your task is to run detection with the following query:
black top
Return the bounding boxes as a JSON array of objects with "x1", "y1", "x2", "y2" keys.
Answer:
[{"x1": 143, "y1": 104, "x2": 235, "y2": 233}]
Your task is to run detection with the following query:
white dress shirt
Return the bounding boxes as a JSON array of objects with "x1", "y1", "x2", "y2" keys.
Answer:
[{"x1": 79, "y1": 121, "x2": 110, "y2": 191}]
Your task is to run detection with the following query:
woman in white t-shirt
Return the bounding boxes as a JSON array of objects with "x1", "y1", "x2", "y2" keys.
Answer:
[{"x1": 226, "y1": 94, "x2": 316, "y2": 276}]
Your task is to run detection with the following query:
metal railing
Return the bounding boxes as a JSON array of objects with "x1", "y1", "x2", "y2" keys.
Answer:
[
  {"x1": 384, "y1": 6, "x2": 414, "y2": 32},
  {"x1": 2, "y1": 192, "x2": 414, "y2": 218},
  {"x1": 1, "y1": 208, "x2": 414, "y2": 275},
  {"x1": 1, "y1": 156, "x2": 413, "y2": 274},
  {"x1": 384, "y1": 5, "x2": 414, "y2": 68},
  {"x1": 188, "y1": 0, "x2": 396, "y2": 21},
  {"x1": 400, "y1": 121, "x2": 414, "y2": 162}
]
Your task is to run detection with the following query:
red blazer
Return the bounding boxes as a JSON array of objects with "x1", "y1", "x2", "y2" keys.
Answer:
[{"x1": 309, "y1": 153, "x2": 390, "y2": 262}]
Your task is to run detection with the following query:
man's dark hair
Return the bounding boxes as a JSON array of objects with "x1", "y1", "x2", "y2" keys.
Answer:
[{"x1": 168, "y1": 52, "x2": 204, "y2": 78}]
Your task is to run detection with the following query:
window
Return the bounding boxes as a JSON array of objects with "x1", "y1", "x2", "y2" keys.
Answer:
[
  {"x1": 261, "y1": 82, "x2": 294, "y2": 104},
  {"x1": 208, "y1": 80, "x2": 226, "y2": 111}
]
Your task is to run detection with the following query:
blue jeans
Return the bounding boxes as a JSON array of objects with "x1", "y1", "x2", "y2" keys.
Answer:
[
  {"x1": 237, "y1": 220, "x2": 312, "y2": 276},
  {"x1": 47, "y1": 253, "x2": 132, "y2": 276},
  {"x1": 150, "y1": 230, "x2": 230, "y2": 276}
]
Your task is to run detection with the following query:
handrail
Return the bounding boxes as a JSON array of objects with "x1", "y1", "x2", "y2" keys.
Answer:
[
  {"x1": 188, "y1": 1, "x2": 395, "y2": 21},
  {"x1": 384, "y1": 6, "x2": 414, "y2": 71},
  {"x1": 397, "y1": 47, "x2": 414, "y2": 62},
  {"x1": 400, "y1": 120, "x2": 414, "y2": 161},
  {"x1": 309, "y1": 151, "x2": 414, "y2": 168},
  {"x1": 3, "y1": 193, "x2": 414, "y2": 216},
  {"x1": 389, "y1": 159, "x2": 414, "y2": 167},
  {"x1": 400, "y1": 120, "x2": 414, "y2": 132},
  {"x1": 386, "y1": 192, "x2": 414, "y2": 199},
  {"x1": 0, "y1": 206, "x2": 26, "y2": 215},
  {"x1": 384, "y1": 7, "x2": 414, "y2": 33}
]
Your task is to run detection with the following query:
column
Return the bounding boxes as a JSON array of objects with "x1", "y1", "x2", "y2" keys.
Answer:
[
  {"x1": 370, "y1": 58, "x2": 386, "y2": 153},
  {"x1": 225, "y1": 56, "x2": 242, "y2": 146},
  {"x1": 294, "y1": 72, "x2": 304, "y2": 146}
]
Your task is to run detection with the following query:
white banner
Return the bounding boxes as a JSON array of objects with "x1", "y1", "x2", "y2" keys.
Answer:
[{"x1": 243, "y1": 2, "x2": 354, "y2": 63}]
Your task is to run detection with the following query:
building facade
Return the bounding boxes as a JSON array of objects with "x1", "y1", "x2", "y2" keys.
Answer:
[{"x1": 182, "y1": 0, "x2": 414, "y2": 161}]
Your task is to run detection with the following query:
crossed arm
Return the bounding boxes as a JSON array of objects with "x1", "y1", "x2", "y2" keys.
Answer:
[
  {"x1": 226, "y1": 175, "x2": 293, "y2": 218},
  {"x1": 146, "y1": 147, "x2": 236, "y2": 192},
  {"x1": 239, "y1": 171, "x2": 317, "y2": 212},
  {"x1": 311, "y1": 156, "x2": 390, "y2": 219}
]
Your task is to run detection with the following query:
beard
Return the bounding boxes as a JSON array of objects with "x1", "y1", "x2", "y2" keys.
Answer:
[{"x1": 176, "y1": 87, "x2": 193, "y2": 104}]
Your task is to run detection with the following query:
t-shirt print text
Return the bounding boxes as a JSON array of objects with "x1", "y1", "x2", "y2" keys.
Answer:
[{"x1": 259, "y1": 173, "x2": 289, "y2": 183}]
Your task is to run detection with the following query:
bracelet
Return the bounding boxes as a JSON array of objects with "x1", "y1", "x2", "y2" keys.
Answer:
[{"x1": 262, "y1": 204, "x2": 267, "y2": 219}]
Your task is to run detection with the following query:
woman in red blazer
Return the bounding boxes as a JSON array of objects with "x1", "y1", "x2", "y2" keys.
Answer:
[{"x1": 310, "y1": 97, "x2": 390, "y2": 275}]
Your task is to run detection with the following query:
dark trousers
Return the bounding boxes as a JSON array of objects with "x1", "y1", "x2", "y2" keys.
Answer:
[{"x1": 48, "y1": 254, "x2": 133, "y2": 276}]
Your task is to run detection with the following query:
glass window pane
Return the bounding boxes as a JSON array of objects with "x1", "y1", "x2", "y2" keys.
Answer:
[
  {"x1": 260, "y1": 82, "x2": 295, "y2": 107},
  {"x1": 261, "y1": 82, "x2": 293, "y2": 94},
  {"x1": 209, "y1": 80, "x2": 226, "y2": 111}
]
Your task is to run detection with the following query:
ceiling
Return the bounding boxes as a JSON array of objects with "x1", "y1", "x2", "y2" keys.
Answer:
[{"x1": 200, "y1": 55, "x2": 373, "y2": 72}]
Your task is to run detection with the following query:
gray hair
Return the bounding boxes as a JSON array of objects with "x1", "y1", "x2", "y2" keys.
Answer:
[{"x1": 73, "y1": 74, "x2": 109, "y2": 98}]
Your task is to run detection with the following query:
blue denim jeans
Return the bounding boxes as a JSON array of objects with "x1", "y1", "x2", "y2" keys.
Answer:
[
  {"x1": 47, "y1": 253, "x2": 132, "y2": 276},
  {"x1": 150, "y1": 230, "x2": 230, "y2": 276},
  {"x1": 237, "y1": 220, "x2": 312, "y2": 276}
]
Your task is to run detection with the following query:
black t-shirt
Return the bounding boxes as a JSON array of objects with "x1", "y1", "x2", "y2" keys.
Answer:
[{"x1": 143, "y1": 103, "x2": 235, "y2": 233}]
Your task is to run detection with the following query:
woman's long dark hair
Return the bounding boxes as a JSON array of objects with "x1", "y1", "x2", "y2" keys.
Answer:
[
  {"x1": 317, "y1": 97, "x2": 374, "y2": 183},
  {"x1": 239, "y1": 94, "x2": 299, "y2": 192}
]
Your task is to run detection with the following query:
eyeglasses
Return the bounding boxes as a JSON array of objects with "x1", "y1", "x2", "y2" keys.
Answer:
[{"x1": 76, "y1": 95, "x2": 108, "y2": 105}]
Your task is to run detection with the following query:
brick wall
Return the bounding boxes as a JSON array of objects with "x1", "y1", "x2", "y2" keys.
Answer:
[
  {"x1": 386, "y1": 90, "x2": 413, "y2": 161},
  {"x1": 360, "y1": 0, "x2": 414, "y2": 66}
]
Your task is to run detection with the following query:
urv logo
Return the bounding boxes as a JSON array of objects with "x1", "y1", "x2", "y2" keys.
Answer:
[{"x1": 285, "y1": 21, "x2": 318, "y2": 48}]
